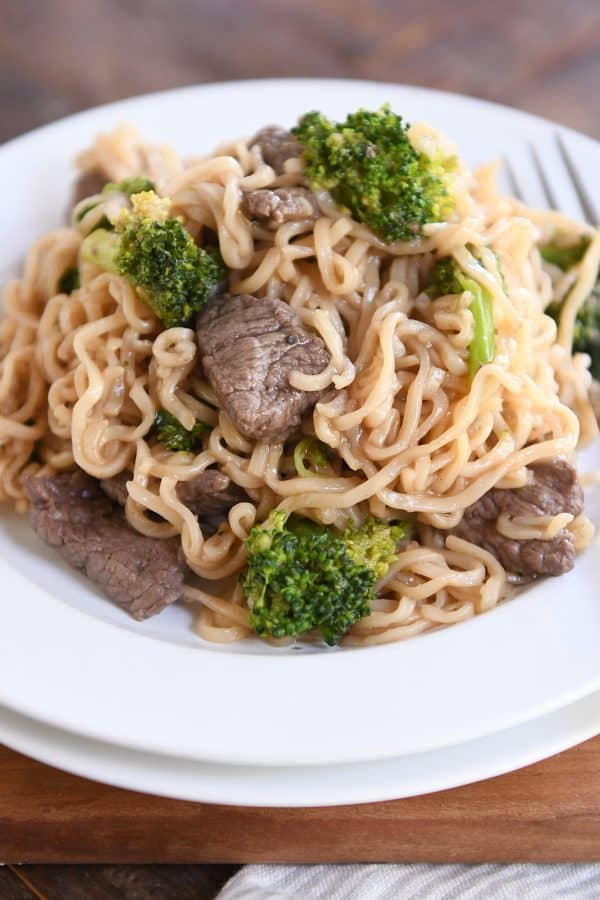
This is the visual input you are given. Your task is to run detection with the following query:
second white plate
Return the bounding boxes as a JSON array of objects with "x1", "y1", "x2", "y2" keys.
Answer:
[
  {"x1": 0, "y1": 79, "x2": 599, "y2": 770},
  {"x1": 1, "y1": 692, "x2": 599, "y2": 807}
]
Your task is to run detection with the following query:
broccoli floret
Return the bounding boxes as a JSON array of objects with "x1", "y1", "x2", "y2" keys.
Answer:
[
  {"x1": 75, "y1": 177, "x2": 156, "y2": 228},
  {"x1": 57, "y1": 266, "x2": 80, "y2": 294},
  {"x1": 540, "y1": 236, "x2": 590, "y2": 270},
  {"x1": 102, "y1": 175, "x2": 156, "y2": 196},
  {"x1": 428, "y1": 257, "x2": 495, "y2": 377},
  {"x1": 342, "y1": 516, "x2": 409, "y2": 580},
  {"x1": 242, "y1": 511, "x2": 411, "y2": 645},
  {"x1": 153, "y1": 409, "x2": 211, "y2": 452},
  {"x1": 573, "y1": 289, "x2": 600, "y2": 379},
  {"x1": 428, "y1": 256, "x2": 461, "y2": 296},
  {"x1": 293, "y1": 436, "x2": 329, "y2": 476},
  {"x1": 291, "y1": 106, "x2": 454, "y2": 243},
  {"x1": 541, "y1": 236, "x2": 600, "y2": 379},
  {"x1": 80, "y1": 191, "x2": 225, "y2": 328}
]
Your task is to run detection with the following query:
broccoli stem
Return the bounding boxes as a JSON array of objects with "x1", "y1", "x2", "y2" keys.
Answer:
[
  {"x1": 428, "y1": 257, "x2": 495, "y2": 378},
  {"x1": 80, "y1": 228, "x2": 120, "y2": 273},
  {"x1": 464, "y1": 276, "x2": 495, "y2": 377}
]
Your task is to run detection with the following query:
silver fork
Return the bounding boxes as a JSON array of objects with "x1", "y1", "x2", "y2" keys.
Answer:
[{"x1": 504, "y1": 131, "x2": 599, "y2": 226}]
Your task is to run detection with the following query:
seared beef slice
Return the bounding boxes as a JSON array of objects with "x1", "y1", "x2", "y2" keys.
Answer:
[
  {"x1": 101, "y1": 468, "x2": 246, "y2": 535},
  {"x1": 455, "y1": 458, "x2": 584, "y2": 576},
  {"x1": 100, "y1": 469, "x2": 130, "y2": 506},
  {"x1": 23, "y1": 470, "x2": 185, "y2": 620},
  {"x1": 241, "y1": 187, "x2": 318, "y2": 226},
  {"x1": 250, "y1": 126, "x2": 302, "y2": 174},
  {"x1": 176, "y1": 469, "x2": 247, "y2": 527},
  {"x1": 196, "y1": 294, "x2": 330, "y2": 442}
]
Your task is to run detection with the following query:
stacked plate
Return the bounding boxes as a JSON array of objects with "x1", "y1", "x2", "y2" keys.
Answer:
[{"x1": 1, "y1": 80, "x2": 599, "y2": 807}]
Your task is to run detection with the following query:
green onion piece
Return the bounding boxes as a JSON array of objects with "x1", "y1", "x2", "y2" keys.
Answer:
[{"x1": 293, "y1": 437, "x2": 329, "y2": 477}]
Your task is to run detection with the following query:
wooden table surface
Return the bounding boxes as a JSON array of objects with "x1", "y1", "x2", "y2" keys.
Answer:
[{"x1": 1, "y1": 0, "x2": 600, "y2": 894}]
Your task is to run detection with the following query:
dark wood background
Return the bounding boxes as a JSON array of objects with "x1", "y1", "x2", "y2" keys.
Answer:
[
  {"x1": 1, "y1": 0, "x2": 600, "y2": 144},
  {"x1": 1, "y1": 0, "x2": 599, "y2": 896}
]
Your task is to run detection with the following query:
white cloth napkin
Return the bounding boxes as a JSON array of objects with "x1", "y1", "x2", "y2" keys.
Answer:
[{"x1": 217, "y1": 863, "x2": 600, "y2": 899}]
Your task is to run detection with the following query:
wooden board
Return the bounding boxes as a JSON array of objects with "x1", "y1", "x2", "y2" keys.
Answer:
[
  {"x1": 1, "y1": 0, "x2": 600, "y2": 889},
  {"x1": 1, "y1": 737, "x2": 600, "y2": 864}
]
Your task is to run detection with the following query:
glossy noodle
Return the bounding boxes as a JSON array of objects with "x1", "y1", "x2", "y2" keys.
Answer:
[{"x1": 0, "y1": 117, "x2": 597, "y2": 647}]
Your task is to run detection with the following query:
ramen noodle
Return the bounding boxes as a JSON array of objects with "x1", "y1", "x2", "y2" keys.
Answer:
[{"x1": 0, "y1": 116, "x2": 597, "y2": 646}]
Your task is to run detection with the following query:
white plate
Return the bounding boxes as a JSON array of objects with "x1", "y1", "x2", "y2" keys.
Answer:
[
  {"x1": 1, "y1": 691, "x2": 600, "y2": 806},
  {"x1": 1, "y1": 79, "x2": 600, "y2": 769}
]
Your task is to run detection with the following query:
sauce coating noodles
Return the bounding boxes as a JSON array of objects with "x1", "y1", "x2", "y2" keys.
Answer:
[{"x1": 0, "y1": 121, "x2": 596, "y2": 646}]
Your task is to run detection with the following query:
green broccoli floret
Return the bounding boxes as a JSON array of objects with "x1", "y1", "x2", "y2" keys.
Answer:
[
  {"x1": 573, "y1": 289, "x2": 600, "y2": 379},
  {"x1": 428, "y1": 257, "x2": 462, "y2": 297},
  {"x1": 291, "y1": 105, "x2": 454, "y2": 243},
  {"x1": 541, "y1": 236, "x2": 600, "y2": 379},
  {"x1": 428, "y1": 257, "x2": 495, "y2": 377},
  {"x1": 242, "y1": 511, "x2": 411, "y2": 645},
  {"x1": 102, "y1": 175, "x2": 156, "y2": 196},
  {"x1": 75, "y1": 177, "x2": 156, "y2": 227},
  {"x1": 341, "y1": 516, "x2": 408, "y2": 580},
  {"x1": 57, "y1": 266, "x2": 80, "y2": 294},
  {"x1": 293, "y1": 436, "x2": 329, "y2": 477},
  {"x1": 80, "y1": 191, "x2": 225, "y2": 328},
  {"x1": 153, "y1": 409, "x2": 211, "y2": 452},
  {"x1": 540, "y1": 236, "x2": 590, "y2": 270}
]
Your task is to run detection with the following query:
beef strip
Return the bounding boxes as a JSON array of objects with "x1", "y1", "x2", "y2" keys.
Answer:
[
  {"x1": 176, "y1": 470, "x2": 247, "y2": 525},
  {"x1": 249, "y1": 126, "x2": 302, "y2": 174},
  {"x1": 196, "y1": 293, "x2": 330, "y2": 442},
  {"x1": 100, "y1": 469, "x2": 129, "y2": 506},
  {"x1": 454, "y1": 458, "x2": 584, "y2": 577},
  {"x1": 101, "y1": 468, "x2": 246, "y2": 535},
  {"x1": 241, "y1": 187, "x2": 318, "y2": 227},
  {"x1": 72, "y1": 168, "x2": 108, "y2": 205},
  {"x1": 23, "y1": 470, "x2": 185, "y2": 620}
]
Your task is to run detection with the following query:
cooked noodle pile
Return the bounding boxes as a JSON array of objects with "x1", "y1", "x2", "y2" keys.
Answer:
[{"x1": 1, "y1": 120, "x2": 597, "y2": 646}]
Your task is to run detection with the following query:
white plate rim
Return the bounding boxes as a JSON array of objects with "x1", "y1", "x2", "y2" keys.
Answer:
[{"x1": 1, "y1": 78, "x2": 600, "y2": 769}]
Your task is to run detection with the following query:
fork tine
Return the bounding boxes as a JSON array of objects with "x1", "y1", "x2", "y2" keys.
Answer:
[
  {"x1": 556, "y1": 133, "x2": 598, "y2": 226},
  {"x1": 503, "y1": 156, "x2": 524, "y2": 202},
  {"x1": 529, "y1": 144, "x2": 557, "y2": 210},
  {"x1": 502, "y1": 145, "x2": 549, "y2": 209},
  {"x1": 525, "y1": 136, "x2": 588, "y2": 221},
  {"x1": 505, "y1": 136, "x2": 596, "y2": 223}
]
